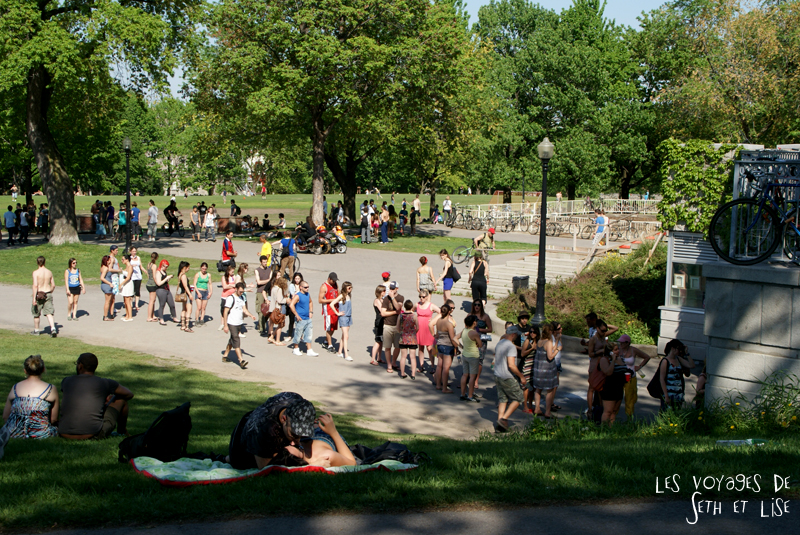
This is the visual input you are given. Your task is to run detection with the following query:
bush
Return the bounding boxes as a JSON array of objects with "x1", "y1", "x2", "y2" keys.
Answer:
[{"x1": 496, "y1": 244, "x2": 667, "y2": 344}]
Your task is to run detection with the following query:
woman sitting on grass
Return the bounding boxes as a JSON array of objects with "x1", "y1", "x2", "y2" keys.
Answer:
[
  {"x1": 2, "y1": 355, "x2": 58, "y2": 439},
  {"x1": 284, "y1": 414, "x2": 357, "y2": 467}
]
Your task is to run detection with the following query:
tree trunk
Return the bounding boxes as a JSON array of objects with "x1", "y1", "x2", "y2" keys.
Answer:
[
  {"x1": 619, "y1": 167, "x2": 630, "y2": 199},
  {"x1": 26, "y1": 66, "x2": 79, "y2": 245},
  {"x1": 311, "y1": 126, "x2": 326, "y2": 226},
  {"x1": 428, "y1": 186, "x2": 437, "y2": 219},
  {"x1": 503, "y1": 188, "x2": 511, "y2": 203},
  {"x1": 323, "y1": 148, "x2": 358, "y2": 222},
  {"x1": 567, "y1": 180, "x2": 576, "y2": 200},
  {"x1": 22, "y1": 161, "x2": 33, "y2": 207}
]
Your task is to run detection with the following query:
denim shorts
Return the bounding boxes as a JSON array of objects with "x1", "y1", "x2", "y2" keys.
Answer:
[
  {"x1": 437, "y1": 344, "x2": 455, "y2": 356},
  {"x1": 196, "y1": 289, "x2": 209, "y2": 300}
]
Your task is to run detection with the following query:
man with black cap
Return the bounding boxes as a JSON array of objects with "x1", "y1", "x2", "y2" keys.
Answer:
[
  {"x1": 319, "y1": 272, "x2": 339, "y2": 353},
  {"x1": 226, "y1": 392, "x2": 316, "y2": 469}
]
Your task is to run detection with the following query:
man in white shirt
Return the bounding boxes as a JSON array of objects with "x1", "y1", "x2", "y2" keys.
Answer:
[
  {"x1": 442, "y1": 196, "x2": 452, "y2": 219},
  {"x1": 360, "y1": 202, "x2": 371, "y2": 244},
  {"x1": 222, "y1": 282, "x2": 256, "y2": 369},
  {"x1": 147, "y1": 200, "x2": 158, "y2": 242}
]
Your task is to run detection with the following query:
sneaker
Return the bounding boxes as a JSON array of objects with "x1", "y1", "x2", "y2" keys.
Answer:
[
  {"x1": 345, "y1": 356, "x2": 353, "y2": 362},
  {"x1": 292, "y1": 348, "x2": 303, "y2": 356},
  {"x1": 239, "y1": 333, "x2": 246, "y2": 338},
  {"x1": 217, "y1": 324, "x2": 224, "y2": 331},
  {"x1": 321, "y1": 342, "x2": 330, "y2": 350},
  {"x1": 337, "y1": 353, "x2": 344, "y2": 359},
  {"x1": 50, "y1": 331, "x2": 58, "y2": 338},
  {"x1": 460, "y1": 395, "x2": 469, "y2": 401},
  {"x1": 327, "y1": 345, "x2": 337, "y2": 354},
  {"x1": 29, "y1": 330, "x2": 40, "y2": 336},
  {"x1": 306, "y1": 349, "x2": 319, "y2": 357}
]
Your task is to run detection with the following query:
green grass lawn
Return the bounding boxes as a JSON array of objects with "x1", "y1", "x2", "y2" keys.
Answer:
[
  {"x1": 0, "y1": 193, "x2": 494, "y2": 227},
  {"x1": 1, "y1": 330, "x2": 798, "y2": 530},
  {"x1": 348, "y1": 233, "x2": 537, "y2": 256},
  {"x1": 0, "y1": 243, "x2": 215, "y2": 286}
]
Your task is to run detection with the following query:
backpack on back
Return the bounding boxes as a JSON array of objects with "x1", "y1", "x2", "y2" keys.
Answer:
[{"x1": 118, "y1": 402, "x2": 192, "y2": 463}]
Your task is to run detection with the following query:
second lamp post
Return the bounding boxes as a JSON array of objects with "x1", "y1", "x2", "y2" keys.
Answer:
[{"x1": 532, "y1": 137, "x2": 554, "y2": 326}]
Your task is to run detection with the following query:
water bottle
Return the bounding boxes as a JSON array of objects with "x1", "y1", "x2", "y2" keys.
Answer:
[{"x1": 716, "y1": 439, "x2": 768, "y2": 447}]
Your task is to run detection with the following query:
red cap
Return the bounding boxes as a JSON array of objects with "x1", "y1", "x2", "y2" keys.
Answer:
[
  {"x1": 381, "y1": 271, "x2": 391, "y2": 279},
  {"x1": 488, "y1": 228, "x2": 495, "y2": 234}
]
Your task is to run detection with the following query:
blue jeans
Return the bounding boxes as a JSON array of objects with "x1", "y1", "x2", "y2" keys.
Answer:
[
  {"x1": 380, "y1": 222, "x2": 388, "y2": 243},
  {"x1": 292, "y1": 318, "x2": 313, "y2": 346}
]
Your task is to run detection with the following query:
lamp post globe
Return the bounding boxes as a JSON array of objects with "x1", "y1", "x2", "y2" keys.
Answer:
[{"x1": 533, "y1": 137, "x2": 554, "y2": 326}]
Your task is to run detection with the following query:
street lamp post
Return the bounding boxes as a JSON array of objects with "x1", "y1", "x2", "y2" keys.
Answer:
[
  {"x1": 123, "y1": 137, "x2": 132, "y2": 253},
  {"x1": 532, "y1": 137, "x2": 554, "y2": 326}
]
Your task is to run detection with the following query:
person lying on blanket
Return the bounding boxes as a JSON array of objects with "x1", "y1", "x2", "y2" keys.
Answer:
[
  {"x1": 284, "y1": 414, "x2": 357, "y2": 468},
  {"x1": 226, "y1": 392, "x2": 316, "y2": 470}
]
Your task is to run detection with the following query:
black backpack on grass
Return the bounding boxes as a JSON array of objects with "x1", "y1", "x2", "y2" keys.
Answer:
[
  {"x1": 118, "y1": 402, "x2": 192, "y2": 463},
  {"x1": 349, "y1": 441, "x2": 431, "y2": 465}
]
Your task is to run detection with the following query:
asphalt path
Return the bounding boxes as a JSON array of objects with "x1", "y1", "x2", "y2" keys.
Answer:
[
  {"x1": 0, "y1": 227, "x2": 664, "y2": 439},
  {"x1": 46, "y1": 500, "x2": 793, "y2": 535}
]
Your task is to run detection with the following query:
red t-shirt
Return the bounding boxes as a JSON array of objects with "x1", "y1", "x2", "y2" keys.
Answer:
[{"x1": 222, "y1": 238, "x2": 234, "y2": 261}]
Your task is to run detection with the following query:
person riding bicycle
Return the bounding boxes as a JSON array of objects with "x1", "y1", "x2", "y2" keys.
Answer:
[
  {"x1": 474, "y1": 228, "x2": 496, "y2": 252},
  {"x1": 163, "y1": 200, "x2": 181, "y2": 234}
]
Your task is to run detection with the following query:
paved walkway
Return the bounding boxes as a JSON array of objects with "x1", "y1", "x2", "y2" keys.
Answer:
[
  {"x1": 1, "y1": 229, "x2": 666, "y2": 439},
  {"x1": 47, "y1": 500, "x2": 792, "y2": 535}
]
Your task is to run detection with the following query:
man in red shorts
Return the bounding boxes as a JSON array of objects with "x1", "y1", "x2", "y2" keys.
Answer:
[{"x1": 319, "y1": 272, "x2": 339, "y2": 353}]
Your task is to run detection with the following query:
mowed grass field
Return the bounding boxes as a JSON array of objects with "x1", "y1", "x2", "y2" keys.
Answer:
[{"x1": 1, "y1": 330, "x2": 798, "y2": 531}]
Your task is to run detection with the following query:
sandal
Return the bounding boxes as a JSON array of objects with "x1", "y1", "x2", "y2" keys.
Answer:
[
  {"x1": 410, "y1": 375, "x2": 416, "y2": 381},
  {"x1": 386, "y1": 369, "x2": 394, "y2": 374},
  {"x1": 159, "y1": 322, "x2": 167, "y2": 326},
  {"x1": 369, "y1": 361, "x2": 380, "y2": 366},
  {"x1": 551, "y1": 405, "x2": 562, "y2": 411},
  {"x1": 442, "y1": 389, "x2": 454, "y2": 394},
  {"x1": 185, "y1": 328, "x2": 194, "y2": 333}
]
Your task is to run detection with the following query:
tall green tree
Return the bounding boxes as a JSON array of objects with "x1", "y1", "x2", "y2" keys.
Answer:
[
  {"x1": 0, "y1": 0, "x2": 200, "y2": 244},
  {"x1": 193, "y1": 0, "x2": 469, "y2": 224}
]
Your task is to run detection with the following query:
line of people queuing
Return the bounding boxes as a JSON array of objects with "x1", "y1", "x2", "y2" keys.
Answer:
[{"x1": 3, "y1": 202, "x2": 50, "y2": 245}]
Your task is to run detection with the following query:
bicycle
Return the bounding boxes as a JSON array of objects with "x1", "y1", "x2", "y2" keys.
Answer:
[
  {"x1": 452, "y1": 244, "x2": 488, "y2": 264},
  {"x1": 162, "y1": 218, "x2": 186, "y2": 237},
  {"x1": 500, "y1": 214, "x2": 530, "y2": 233},
  {"x1": 271, "y1": 248, "x2": 301, "y2": 276},
  {"x1": 709, "y1": 170, "x2": 800, "y2": 265}
]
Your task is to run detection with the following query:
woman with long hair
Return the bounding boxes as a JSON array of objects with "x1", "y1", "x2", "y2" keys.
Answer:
[
  {"x1": 193, "y1": 262, "x2": 212, "y2": 326},
  {"x1": 129, "y1": 246, "x2": 143, "y2": 313},
  {"x1": 433, "y1": 304, "x2": 457, "y2": 393},
  {"x1": 521, "y1": 325, "x2": 540, "y2": 413},
  {"x1": 154, "y1": 259, "x2": 177, "y2": 326},
  {"x1": 177, "y1": 261, "x2": 194, "y2": 332},
  {"x1": 371, "y1": 285, "x2": 386, "y2": 365},
  {"x1": 332, "y1": 281, "x2": 353, "y2": 361},
  {"x1": 219, "y1": 264, "x2": 237, "y2": 330},
  {"x1": 119, "y1": 254, "x2": 135, "y2": 322},
  {"x1": 415, "y1": 289, "x2": 440, "y2": 373},
  {"x1": 436, "y1": 249, "x2": 455, "y2": 303},
  {"x1": 64, "y1": 257, "x2": 85, "y2": 321},
  {"x1": 468, "y1": 251, "x2": 489, "y2": 306},
  {"x1": 470, "y1": 299, "x2": 493, "y2": 391},
  {"x1": 145, "y1": 252, "x2": 159, "y2": 322},
  {"x1": 100, "y1": 255, "x2": 115, "y2": 321},
  {"x1": 533, "y1": 322, "x2": 561, "y2": 418},
  {"x1": 287, "y1": 272, "x2": 304, "y2": 337},
  {"x1": 268, "y1": 276, "x2": 290, "y2": 345}
]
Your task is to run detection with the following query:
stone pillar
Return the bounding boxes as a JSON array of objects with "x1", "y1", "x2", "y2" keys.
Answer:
[{"x1": 703, "y1": 262, "x2": 800, "y2": 403}]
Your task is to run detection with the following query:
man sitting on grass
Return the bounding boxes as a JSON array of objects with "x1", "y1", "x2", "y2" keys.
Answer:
[
  {"x1": 226, "y1": 392, "x2": 316, "y2": 469},
  {"x1": 59, "y1": 353, "x2": 134, "y2": 440}
]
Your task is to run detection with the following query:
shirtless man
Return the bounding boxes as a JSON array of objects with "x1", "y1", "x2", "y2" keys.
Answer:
[{"x1": 32, "y1": 256, "x2": 57, "y2": 337}]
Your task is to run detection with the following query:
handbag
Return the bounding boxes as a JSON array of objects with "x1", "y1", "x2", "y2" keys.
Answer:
[
  {"x1": 588, "y1": 359, "x2": 607, "y2": 391},
  {"x1": 270, "y1": 307, "x2": 286, "y2": 328},
  {"x1": 451, "y1": 266, "x2": 461, "y2": 283},
  {"x1": 175, "y1": 292, "x2": 187, "y2": 303},
  {"x1": 36, "y1": 291, "x2": 46, "y2": 302},
  {"x1": 647, "y1": 359, "x2": 666, "y2": 399},
  {"x1": 260, "y1": 301, "x2": 271, "y2": 317}
]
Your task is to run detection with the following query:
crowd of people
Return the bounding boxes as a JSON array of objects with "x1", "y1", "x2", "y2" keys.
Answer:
[{"x1": 3, "y1": 202, "x2": 50, "y2": 245}]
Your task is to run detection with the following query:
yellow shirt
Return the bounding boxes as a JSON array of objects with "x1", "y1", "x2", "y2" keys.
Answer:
[{"x1": 259, "y1": 242, "x2": 272, "y2": 265}]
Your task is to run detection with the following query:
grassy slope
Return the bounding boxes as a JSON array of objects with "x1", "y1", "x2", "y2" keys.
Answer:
[
  {"x1": 496, "y1": 244, "x2": 667, "y2": 344},
  {"x1": 1, "y1": 330, "x2": 799, "y2": 531},
  {"x1": 0, "y1": 243, "x2": 214, "y2": 286}
]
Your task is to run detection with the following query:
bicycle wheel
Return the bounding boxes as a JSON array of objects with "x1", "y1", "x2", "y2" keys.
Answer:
[
  {"x1": 454, "y1": 213, "x2": 464, "y2": 228},
  {"x1": 783, "y1": 226, "x2": 800, "y2": 260},
  {"x1": 502, "y1": 220, "x2": 514, "y2": 233},
  {"x1": 484, "y1": 217, "x2": 494, "y2": 230},
  {"x1": 178, "y1": 225, "x2": 185, "y2": 238},
  {"x1": 580, "y1": 225, "x2": 593, "y2": 240},
  {"x1": 546, "y1": 222, "x2": 557, "y2": 236},
  {"x1": 518, "y1": 217, "x2": 530, "y2": 232},
  {"x1": 529, "y1": 219, "x2": 540, "y2": 235},
  {"x1": 473, "y1": 217, "x2": 483, "y2": 231},
  {"x1": 709, "y1": 198, "x2": 781, "y2": 265},
  {"x1": 293, "y1": 255, "x2": 301, "y2": 272},
  {"x1": 453, "y1": 246, "x2": 470, "y2": 264}
]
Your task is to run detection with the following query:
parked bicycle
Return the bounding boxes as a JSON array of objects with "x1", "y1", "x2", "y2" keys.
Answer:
[{"x1": 709, "y1": 170, "x2": 800, "y2": 265}]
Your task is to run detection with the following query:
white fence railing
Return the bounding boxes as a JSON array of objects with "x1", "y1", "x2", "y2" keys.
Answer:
[{"x1": 461, "y1": 199, "x2": 659, "y2": 218}]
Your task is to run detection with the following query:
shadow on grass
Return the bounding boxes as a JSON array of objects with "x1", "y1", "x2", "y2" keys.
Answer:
[{"x1": 2, "y1": 330, "x2": 799, "y2": 530}]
